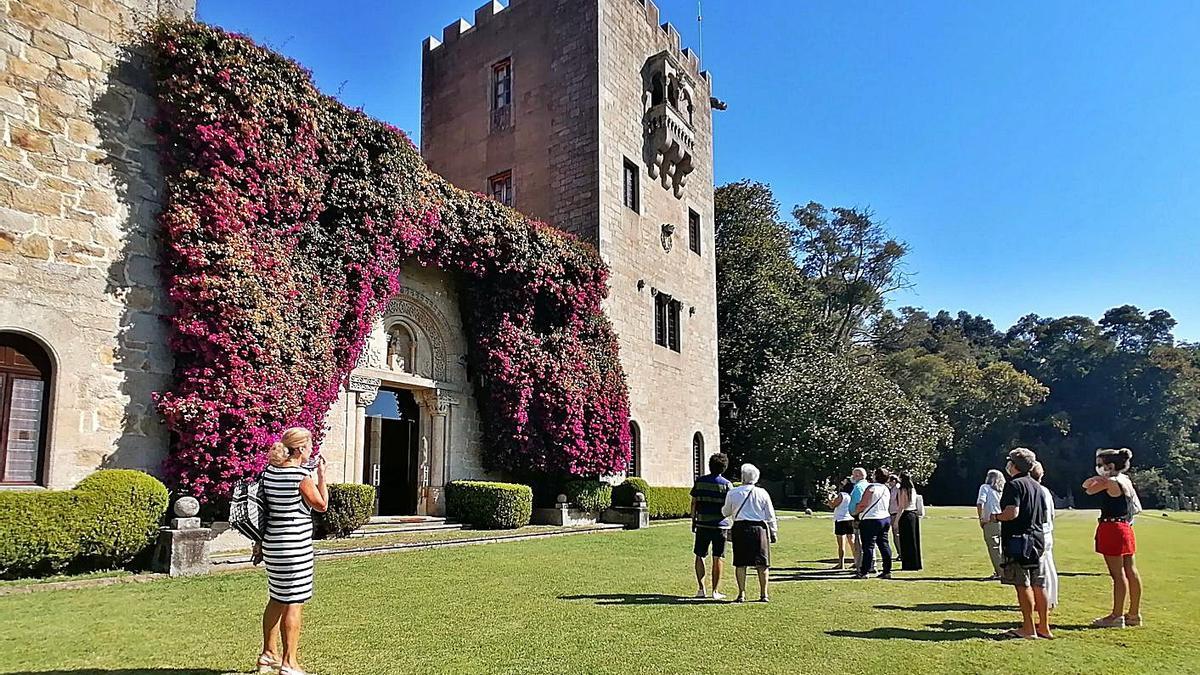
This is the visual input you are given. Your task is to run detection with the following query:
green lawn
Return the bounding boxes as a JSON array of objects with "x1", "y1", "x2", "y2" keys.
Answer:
[{"x1": 0, "y1": 507, "x2": 1197, "y2": 674}]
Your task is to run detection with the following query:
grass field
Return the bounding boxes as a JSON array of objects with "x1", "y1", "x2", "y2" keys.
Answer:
[{"x1": 0, "y1": 507, "x2": 1197, "y2": 674}]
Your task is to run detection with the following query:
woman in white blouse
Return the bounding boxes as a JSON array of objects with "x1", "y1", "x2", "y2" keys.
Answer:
[
  {"x1": 976, "y1": 469, "x2": 1006, "y2": 579},
  {"x1": 722, "y1": 463, "x2": 778, "y2": 603}
]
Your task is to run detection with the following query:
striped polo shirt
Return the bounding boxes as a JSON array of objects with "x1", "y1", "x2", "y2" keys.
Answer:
[{"x1": 691, "y1": 473, "x2": 733, "y2": 529}]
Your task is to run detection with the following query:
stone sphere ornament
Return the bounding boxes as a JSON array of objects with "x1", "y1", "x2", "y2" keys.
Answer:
[{"x1": 174, "y1": 496, "x2": 201, "y2": 518}]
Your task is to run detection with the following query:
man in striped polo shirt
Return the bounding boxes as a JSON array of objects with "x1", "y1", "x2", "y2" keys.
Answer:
[{"x1": 691, "y1": 452, "x2": 733, "y2": 599}]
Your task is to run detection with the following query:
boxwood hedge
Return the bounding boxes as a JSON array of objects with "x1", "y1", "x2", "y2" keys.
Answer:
[
  {"x1": 315, "y1": 484, "x2": 376, "y2": 538},
  {"x1": 446, "y1": 481, "x2": 532, "y2": 530},
  {"x1": 612, "y1": 478, "x2": 693, "y2": 520},
  {"x1": 0, "y1": 470, "x2": 169, "y2": 579},
  {"x1": 563, "y1": 480, "x2": 613, "y2": 513}
]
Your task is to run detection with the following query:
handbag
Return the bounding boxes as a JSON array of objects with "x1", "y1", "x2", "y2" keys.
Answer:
[
  {"x1": 229, "y1": 473, "x2": 268, "y2": 544},
  {"x1": 723, "y1": 487, "x2": 756, "y2": 542},
  {"x1": 1003, "y1": 531, "x2": 1045, "y2": 566}
]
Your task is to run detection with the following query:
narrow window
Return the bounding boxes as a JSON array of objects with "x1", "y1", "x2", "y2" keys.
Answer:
[
  {"x1": 491, "y1": 58, "x2": 513, "y2": 131},
  {"x1": 628, "y1": 420, "x2": 641, "y2": 477},
  {"x1": 0, "y1": 334, "x2": 52, "y2": 485},
  {"x1": 688, "y1": 209, "x2": 701, "y2": 255},
  {"x1": 623, "y1": 159, "x2": 639, "y2": 213},
  {"x1": 692, "y1": 432, "x2": 705, "y2": 478},
  {"x1": 654, "y1": 293, "x2": 681, "y2": 352},
  {"x1": 488, "y1": 171, "x2": 513, "y2": 207}
]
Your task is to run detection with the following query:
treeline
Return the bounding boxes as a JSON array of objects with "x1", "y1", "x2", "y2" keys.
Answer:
[{"x1": 716, "y1": 181, "x2": 1200, "y2": 507}]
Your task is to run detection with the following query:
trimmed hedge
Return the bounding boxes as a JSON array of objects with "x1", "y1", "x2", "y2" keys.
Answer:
[
  {"x1": 446, "y1": 481, "x2": 532, "y2": 530},
  {"x1": 0, "y1": 470, "x2": 169, "y2": 579},
  {"x1": 563, "y1": 480, "x2": 613, "y2": 513},
  {"x1": 315, "y1": 484, "x2": 376, "y2": 538},
  {"x1": 612, "y1": 478, "x2": 693, "y2": 520}
]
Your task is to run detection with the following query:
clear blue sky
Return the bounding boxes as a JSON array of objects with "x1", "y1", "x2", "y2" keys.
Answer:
[{"x1": 197, "y1": 0, "x2": 1200, "y2": 341}]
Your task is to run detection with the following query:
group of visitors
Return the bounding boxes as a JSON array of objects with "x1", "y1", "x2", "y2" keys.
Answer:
[
  {"x1": 826, "y1": 467, "x2": 924, "y2": 577},
  {"x1": 977, "y1": 446, "x2": 1142, "y2": 640},
  {"x1": 245, "y1": 427, "x2": 1148, "y2": 674}
]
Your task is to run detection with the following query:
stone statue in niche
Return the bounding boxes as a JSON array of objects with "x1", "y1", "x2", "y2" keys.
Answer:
[{"x1": 386, "y1": 324, "x2": 416, "y2": 375}]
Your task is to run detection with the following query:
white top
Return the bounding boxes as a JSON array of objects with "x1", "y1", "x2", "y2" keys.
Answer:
[
  {"x1": 832, "y1": 492, "x2": 854, "y2": 522},
  {"x1": 1040, "y1": 486, "x2": 1055, "y2": 535},
  {"x1": 722, "y1": 484, "x2": 779, "y2": 537},
  {"x1": 976, "y1": 484, "x2": 1002, "y2": 522},
  {"x1": 858, "y1": 483, "x2": 892, "y2": 520}
]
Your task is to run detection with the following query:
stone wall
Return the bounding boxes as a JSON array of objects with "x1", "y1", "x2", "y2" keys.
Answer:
[
  {"x1": 0, "y1": 0, "x2": 194, "y2": 487},
  {"x1": 597, "y1": 0, "x2": 720, "y2": 486}
]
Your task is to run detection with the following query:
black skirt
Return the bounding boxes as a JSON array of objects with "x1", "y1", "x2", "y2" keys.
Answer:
[
  {"x1": 898, "y1": 510, "x2": 922, "y2": 571},
  {"x1": 732, "y1": 520, "x2": 771, "y2": 568}
]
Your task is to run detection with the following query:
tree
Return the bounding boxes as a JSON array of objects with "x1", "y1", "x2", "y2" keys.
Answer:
[
  {"x1": 747, "y1": 349, "x2": 950, "y2": 490},
  {"x1": 793, "y1": 202, "x2": 911, "y2": 351},
  {"x1": 715, "y1": 181, "x2": 818, "y2": 465}
]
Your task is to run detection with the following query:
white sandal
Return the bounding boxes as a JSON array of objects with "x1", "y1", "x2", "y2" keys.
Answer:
[{"x1": 257, "y1": 654, "x2": 281, "y2": 674}]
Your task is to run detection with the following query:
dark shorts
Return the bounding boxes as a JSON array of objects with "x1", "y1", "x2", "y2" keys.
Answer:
[
  {"x1": 732, "y1": 521, "x2": 771, "y2": 568},
  {"x1": 694, "y1": 527, "x2": 727, "y2": 558},
  {"x1": 834, "y1": 520, "x2": 854, "y2": 536},
  {"x1": 1000, "y1": 560, "x2": 1046, "y2": 588}
]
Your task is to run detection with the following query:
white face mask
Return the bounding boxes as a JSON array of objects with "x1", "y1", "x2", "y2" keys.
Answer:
[{"x1": 1095, "y1": 465, "x2": 1110, "y2": 477}]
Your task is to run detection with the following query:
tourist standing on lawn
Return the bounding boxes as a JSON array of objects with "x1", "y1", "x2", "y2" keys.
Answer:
[
  {"x1": 849, "y1": 467, "x2": 869, "y2": 568},
  {"x1": 827, "y1": 478, "x2": 856, "y2": 569},
  {"x1": 896, "y1": 473, "x2": 923, "y2": 571},
  {"x1": 1084, "y1": 448, "x2": 1143, "y2": 628},
  {"x1": 723, "y1": 463, "x2": 778, "y2": 602},
  {"x1": 887, "y1": 474, "x2": 902, "y2": 556},
  {"x1": 853, "y1": 468, "x2": 893, "y2": 579},
  {"x1": 977, "y1": 469, "x2": 1006, "y2": 578},
  {"x1": 690, "y1": 452, "x2": 733, "y2": 599},
  {"x1": 994, "y1": 447, "x2": 1050, "y2": 640},
  {"x1": 255, "y1": 427, "x2": 329, "y2": 675},
  {"x1": 1031, "y1": 462, "x2": 1058, "y2": 612}
]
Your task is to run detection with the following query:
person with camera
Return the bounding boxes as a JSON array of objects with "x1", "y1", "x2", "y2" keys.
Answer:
[
  {"x1": 993, "y1": 447, "x2": 1050, "y2": 640},
  {"x1": 253, "y1": 427, "x2": 329, "y2": 675},
  {"x1": 1084, "y1": 448, "x2": 1143, "y2": 628},
  {"x1": 690, "y1": 452, "x2": 733, "y2": 600},
  {"x1": 722, "y1": 463, "x2": 778, "y2": 603},
  {"x1": 827, "y1": 478, "x2": 856, "y2": 570}
]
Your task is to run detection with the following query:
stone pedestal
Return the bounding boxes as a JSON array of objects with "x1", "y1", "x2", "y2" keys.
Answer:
[
  {"x1": 532, "y1": 505, "x2": 599, "y2": 527},
  {"x1": 601, "y1": 505, "x2": 649, "y2": 530},
  {"x1": 152, "y1": 497, "x2": 212, "y2": 576}
]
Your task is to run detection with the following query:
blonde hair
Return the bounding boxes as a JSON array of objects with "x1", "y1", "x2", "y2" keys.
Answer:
[{"x1": 269, "y1": 427, "x2": 312, "y2": 466}]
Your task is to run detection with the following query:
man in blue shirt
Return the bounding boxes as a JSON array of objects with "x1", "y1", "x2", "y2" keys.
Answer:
[
  {"x1": 848, "y1": 467, "x2": 868, "y2": 568},
  {"x1": 691, "y1": 453, "x2": 732, "y2": 599}
]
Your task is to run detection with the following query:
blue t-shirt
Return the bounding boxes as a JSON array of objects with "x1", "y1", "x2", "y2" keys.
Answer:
[
  {"x1": 691, "y1": 474, "x2": 733, "y2": 529},
  {"x1": 849, "y1": 479, "x2": 869, "y2": 510}
]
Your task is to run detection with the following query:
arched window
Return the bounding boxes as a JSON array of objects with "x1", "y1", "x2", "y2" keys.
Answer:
[
  {"x1": 692, "y1": 431, "x2": 704, "y2": 478},
  {"x1": 650, "y1": 73, "x2": 665, "y2": 106},
  {"x1": 0, "y1": 333, "x2": 52, "y2": 485},
  {"x1": 386, "y1": 323, "x2": 417, "y2": 375},
  {"x1": 627, "y1": 420, "x2": 641, "y2": 477}
]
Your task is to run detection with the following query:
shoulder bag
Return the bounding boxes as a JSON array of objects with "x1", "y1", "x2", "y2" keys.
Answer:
[{"x1": 723, "y1": 487, "x2": 756, "y2": 542}]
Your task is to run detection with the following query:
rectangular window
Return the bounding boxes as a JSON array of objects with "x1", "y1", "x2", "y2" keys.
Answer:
[
  {"x1": 688, "y1": 209, "x2": 701, "y2": 255},
  {"x1": 488, "y1": 171, "x2": 513, "y2": 207},
  {"x1": 623, "y1": 159, "x2": 639, "y2": 212},
  {"x1": 491, "y1": 58, "x2": 512, "y2": 131},
  {"x1": 492, "y1": 59, "x2": 512, "y2": 109},
  {"x1": 654, "y1": 293, "x2": 681, "y2": 352}
]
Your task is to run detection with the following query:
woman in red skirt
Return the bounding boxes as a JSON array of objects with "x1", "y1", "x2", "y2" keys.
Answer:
[{"x1": 1082, "y1": 448, "x2": 1142, "y2": 628}]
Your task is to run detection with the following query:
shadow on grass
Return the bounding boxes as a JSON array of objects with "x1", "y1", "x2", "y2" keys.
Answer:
[
  {"x1": 4, "y1": 670, "x2": 230, "y2": 674},
  {"x1": 875, "y1": 602, "x2": 1012, "y2": 612},
  {"x1": 1058, "y1": 571, "x2": 1104, "y2": 577},
  {"x1": 771, "y1": 568, "x2": 858, "y2": 582},
  {"x1": 931, "y1": 618, "x2": 1095, "y2": 632},
  {"x1": 827, "y1": 627, "x2": 993, "y2": 642},
  {"x1": 887, "y1": 575, "x2": 994, "y2": 582},
  {"x1": 559, "y1": 593, "x2": 725, "y2": 606}
]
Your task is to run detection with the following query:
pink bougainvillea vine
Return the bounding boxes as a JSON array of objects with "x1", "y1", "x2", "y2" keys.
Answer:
[{"x1": 150, "y1": 21, "x2": 630, "y2": 503}]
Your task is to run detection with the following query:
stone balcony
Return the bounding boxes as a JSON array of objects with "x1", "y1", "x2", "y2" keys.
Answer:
[{"x1": 644, "y1": 102, "x2": 696, "y2": 198}]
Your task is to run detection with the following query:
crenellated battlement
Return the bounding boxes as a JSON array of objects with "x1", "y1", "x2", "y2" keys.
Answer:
[{"x1": 424, "y1": 0, "x2": 710, "y2": 83}]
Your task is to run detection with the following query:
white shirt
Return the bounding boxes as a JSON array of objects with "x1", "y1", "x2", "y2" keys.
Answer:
[
  {"x1": 976, "y1": 484, "x2": 1001, "y2": 522},
  {"x1": 858, "y1": 483, "x2": 892, "y2": 520},
  {"x1": 722, "y1": 484, "x2": 778, "y2": 537},
  {"x1": 1040, "y1": 486, "x2": 1056, "y2": 536},
  {"x1": 832, "y1": 492, "x2": 854, "y2": 522}
]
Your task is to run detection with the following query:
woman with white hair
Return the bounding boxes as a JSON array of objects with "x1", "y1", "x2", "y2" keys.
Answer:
[
  {"x1": 977, "y1": 468, "x2": 1006, "y2": 579},
  {"x1": 722, "y1": 463, "x2": 778, "y2": 603}
]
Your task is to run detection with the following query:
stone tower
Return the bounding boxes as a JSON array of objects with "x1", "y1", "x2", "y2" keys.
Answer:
[{"x1": 422, "y1": 0, "x2": 719, "y2": 485}]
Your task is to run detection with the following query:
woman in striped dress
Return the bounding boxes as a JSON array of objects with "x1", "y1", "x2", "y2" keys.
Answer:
[{"x1": 254, "y1": 427, "x2": 328, "y2": 675}]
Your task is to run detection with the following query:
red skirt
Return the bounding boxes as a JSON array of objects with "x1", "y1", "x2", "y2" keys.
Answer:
[{"x1": 1095, "y1": 521, "x2": 1136, "y2": 557}]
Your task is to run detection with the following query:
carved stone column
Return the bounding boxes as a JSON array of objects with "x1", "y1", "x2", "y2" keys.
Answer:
[{"x1": 417, "y1": 389, "x2": 457, "y2": 516}]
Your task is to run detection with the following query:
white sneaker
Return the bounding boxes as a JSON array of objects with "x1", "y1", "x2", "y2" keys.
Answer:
[
  {"x1": 712, "y1": 591, "x2": 727, "y2": 600},
  {"x1": 695, "y1": 588, "x2": 707, "y2": 598}
]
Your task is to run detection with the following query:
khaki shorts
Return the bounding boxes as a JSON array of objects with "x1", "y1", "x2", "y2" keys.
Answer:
[{"x1": 1000, "y1": 560, "x2": 1046, "y2": 588}]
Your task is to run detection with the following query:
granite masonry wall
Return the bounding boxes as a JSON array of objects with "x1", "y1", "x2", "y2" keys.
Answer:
[{"x1": 0, "y1": 0, "x2": 193, "y2": 488}]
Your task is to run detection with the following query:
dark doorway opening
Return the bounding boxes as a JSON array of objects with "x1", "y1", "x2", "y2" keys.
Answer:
[{"x1": 363, "y1": 388, "x2": 421, "y2": 516}]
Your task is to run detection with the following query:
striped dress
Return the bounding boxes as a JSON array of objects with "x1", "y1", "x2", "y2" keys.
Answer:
[{"x1": 261, "y1": 464, "x2": 315, "y2": 604}]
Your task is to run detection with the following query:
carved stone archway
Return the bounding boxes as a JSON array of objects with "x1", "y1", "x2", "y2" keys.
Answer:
[{"x1": 381, "y1": 287, "x2": 453, "y2": 382}]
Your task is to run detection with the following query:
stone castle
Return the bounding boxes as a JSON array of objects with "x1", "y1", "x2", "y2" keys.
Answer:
[{"x1": 0, "y1": 0, "x2": 719, "y2": 515}]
